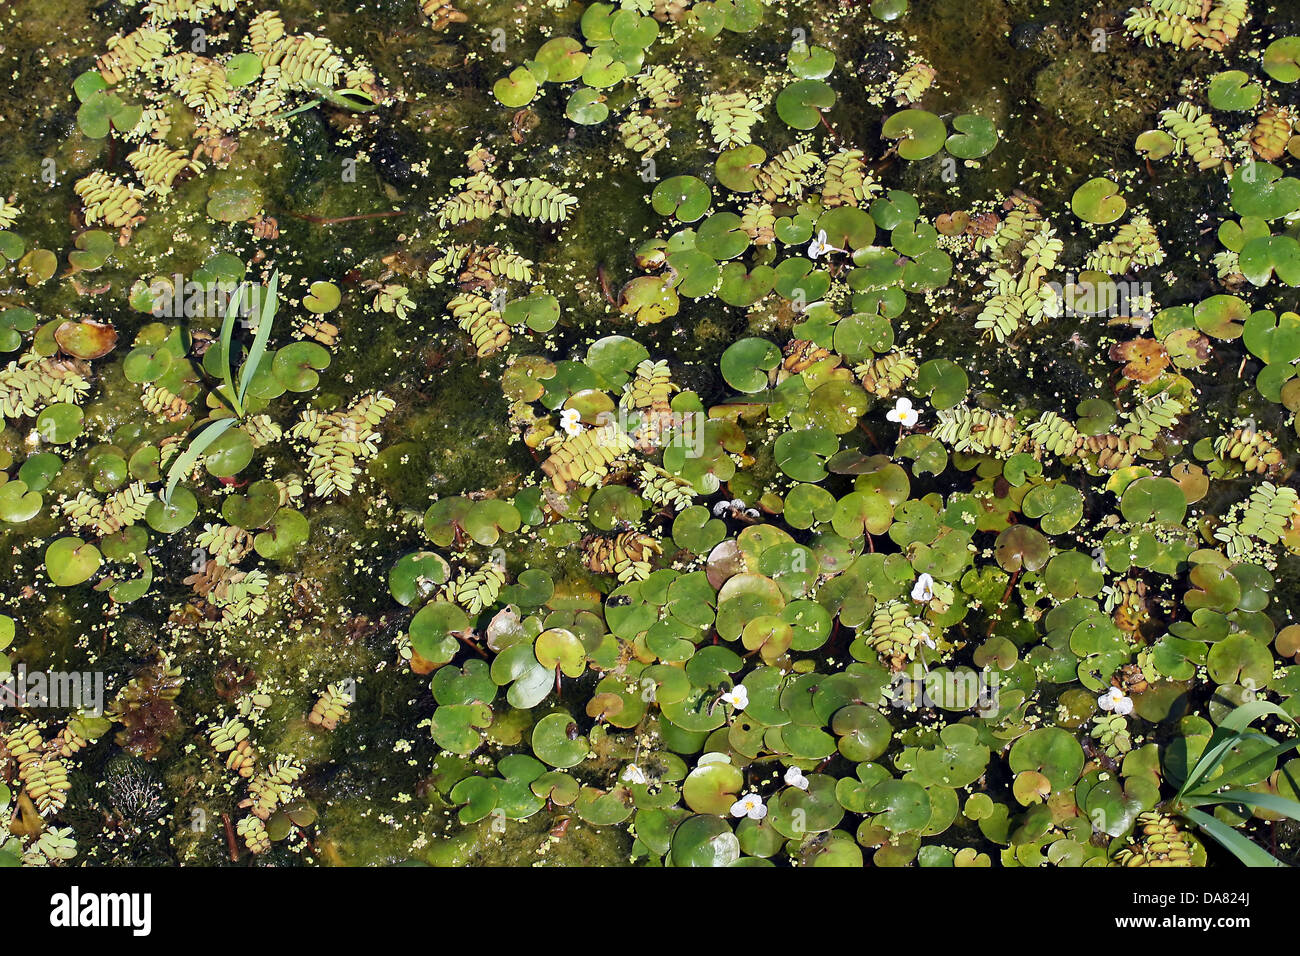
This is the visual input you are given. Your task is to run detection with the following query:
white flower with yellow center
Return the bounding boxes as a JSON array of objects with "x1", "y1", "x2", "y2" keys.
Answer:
[{"x1": 730, "y1": 793, "x2": 767, "y2": 820}]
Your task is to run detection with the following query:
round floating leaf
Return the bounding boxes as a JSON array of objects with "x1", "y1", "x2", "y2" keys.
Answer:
[
  {"x1": 272, "y1": 341, "x2": 331, "y2": 392},
  {"x1": 1120, "y1": 477, "x2": 1186, "y2": 525},
  {"x1": 254, "y1": 509, "x2": 310, "y2": 561},
  {"x1": 389, "y1": 551, "x2": 451, "y2": 606},
  {"x1": 1071, "y1": 177, "x2": 1125, "y2": 224},
  {"x1": 35, "y1": 403, "x2": 83, "y2": 444},
  {"x1": 776, "y1": 78, "x2": 836, "y2": 129},
  {"x1": 1230, "y1": 163, "x2": 1300, "y2": 220},
  {"x1": 775, "y1": 427, "x2": 837, "y2": 481},
  {"x1": 1009, "y1": 727, "x2": 1084, "y2": 792},
  {"x1": 945, "y1": 114, "x2": 998, "y2": 159},
  {"x1": 651, "y1": 176, "x2": 712, "y2": 222},
  {"x1": 303, "y1": 281, "x2": 341, "y2": 314},
  {"x1": 45, "y1": 537, "x2": 102, "y2": 587},
  {"x1": 720, "y1": 337, "x2": 780, "y2": 393},
  {"x1": 715, "y1": 144, "x2": 766, "y2": 192},
  {"x1": 494, "y1": 66, "x2": 539, "y2": 107},
  {"x1": 535, "y1": 37, "x2": 588, "y2": 83},
  {"x1": 410, "y1": 601, "x2": 469, "y2": 663},
  {"x1": 1194, "y1": 294, "x2": 1248, "y2": 340},
  {"x1": 993, "y1": 524, "x2": 1049, "y2": 573},
  {"x1": 206, "y1": 182, "x2": 263, "y2": 222},
  {"x1": 531, "y1": 712, "x2": 587, "y2": 768},
  {"x1": 1262, "y1": 37, "x2": 1300, "y2": 83},
  {"x1": 788, "y1": 43, "x2": 835, "y2": 80},
  {"x1": 503, "y1": 294, "x2": 560, "y2": 332},
  {"x1": 1207, "y1": 70, "x2": 1261, "y2": 111},
  {"x1": 202, "y1": 426, "x2": 254, "y2": 478},
  {"x1": 565, "y1": 88, "x2": 609, "y2": 124},
  {"x1": 54, "y1": 320, "x2": 117, "y2": 360},
  {"x1": 882, "y1": 109, "x2": 946, "y2": 160},
  {"x1": 224, "y1": 52, "x2": 263, "y2": 87},
  {"x1": 671, "y1": 814, "x2": 740, "y2": 867}
]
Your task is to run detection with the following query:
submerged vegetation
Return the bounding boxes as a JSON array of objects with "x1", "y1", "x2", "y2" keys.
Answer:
[{"x1": 1, "y1": 0, "x2": 1299, "y2": 868}]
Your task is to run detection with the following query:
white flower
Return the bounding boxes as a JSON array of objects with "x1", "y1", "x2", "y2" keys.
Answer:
[
  {"x1": 886, "y1": 396, "x2": 920, "y2": 428},
  {"x1": 559, "y1": 407, "x2": 583, "y2": 436},
  {"x1": 1098, "y1": 686, "x2": 1134, "y2": 716},
  {"x1": 621, "y1": 764, "x2": 647, "y2": 785},
  {"x1": 807, "y1": 229, "x2": 841, "y2": 261},
  {"x1": 730, "y1": 793, "x2": 767, "y2": 820},
  {"x1": 720, "y1": 685, "x2": 749, "y2": 711},
  {"x1": 911, "y1": 572, "x2": 935, "y2": 603},
  {"x1": 784, "y1": 766, "x2": 809, "y2": 790},
  {"x1": 712, "y1": 500, "x2": 731, "y2": 516}
]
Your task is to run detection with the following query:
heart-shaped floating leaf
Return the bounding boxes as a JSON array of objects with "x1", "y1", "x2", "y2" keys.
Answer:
[
  {"x1": 67, "y1": 230, "x2": 114, "y2": 272},
  {"x1": 1134, "y1": 129, "x2": 1175, "y2": 160},
  {"x1": 1230, "y1": 162, "x2": 1300, "y2": 220},
  {"x1": 715, "y1": 144, "x2": 765, "y2": 192},
  {"x1": 1242, "y1": 310, "x2": 1300, "y2": 365},
  {"x1": 721, "y1": 337, "x2": 780, "y2": 392},
  {"x1": 272, "y1": 341, "x2": 331, "y2": 391},
  {"x1": 776, "y1": 78, "x2": 836, "y2": 129},
  {"x1": 1238, "y1": 235, "x2": 1300, "y2": 286},
  {"x1": 224, "y1": 52, "x2": 264, "y2": 87},
  {"x1": 882, "y1": 109, "x2": 946, "y2": 160},
  {"x1": 493, "y1": 66, "x2": 539, "y2": 107},
  {"x1": 651, "y1": 175, "x2": 711, "y2": 222},
  {"x1": 535, "y1": 37, "x2": 588, "y2": 83},
  {"x1": 1070, "y1": 177, "x2": 1126, "y2": 224},
  {"x1": 0, "y1": 307, "x2": 37, "y2": 353},
  {"x1": 45, "y1": 536, "x2": 102, "y2": 587},
  {"x1": 565, "y1": 88, "x2": 609, "y2": 125},
  {"x1": 1262, "y1": 36, "x2": 1300, "y2": 83},
  {"x1": 303, "y1": 280, "x2": 341, "y2": 313},
  {"x1": 945, "y1": 114, "x2": 998, "y2": 159},
  {"x1": 788, "y1": 43, "x2": 835, "y2": 79}
]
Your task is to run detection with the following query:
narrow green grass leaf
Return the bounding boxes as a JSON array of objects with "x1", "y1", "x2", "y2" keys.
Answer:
[
  {"x1": 1181, "y1": 807, "x2": 1287, "y2": 868},
  {"x1": 237, "y1": 270, "x2": 279, "y2": 405},
  {"x1": 163, "y1": 418, "x2": 237, "y2": 505}
]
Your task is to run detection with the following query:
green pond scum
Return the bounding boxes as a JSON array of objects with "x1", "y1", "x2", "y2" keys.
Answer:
[{"x1": 0, "y1": 0, "x2": 1297, "y2": 874}]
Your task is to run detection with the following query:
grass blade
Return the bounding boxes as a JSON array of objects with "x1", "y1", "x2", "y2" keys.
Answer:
[
  {"x1": 237, "y1": 270, "x2": 279, "y2": 405},
  {"x1": 1180, "y1": 807, "x2": 1287, "y2": 868},
  {"x1": 163, "y1": 418, "x2": 237, "y2": 505},
  {"x1": 218, "y1": 283, "x2": 246, "y2": 418},
  {"x1": 1192, "y1": 790, "x2": 1300, "y2": 824}
]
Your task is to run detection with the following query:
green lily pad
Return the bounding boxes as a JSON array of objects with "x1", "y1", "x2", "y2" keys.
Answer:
[
  {"x1": 881, "y1": 109, "x2": 946, "y2": 161},
  {"x1": 1071, "y1": 177, "x2": 1126, "y2": 224},
  {"x1": 945, "y1": 114, "x2": 998, "y2": 159},
  {"x1": 45, "y1": 536, "x2": 102, "y2": 587},
  {"x1": 776, "y1": 78, "x2": 836, "y2": 130},
  {"x1": 303, "y1": 281, "x2": 341, "y2": 314},
  {"x1": 272, "y1": 341, "x2": 331, "y2": 392}
]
